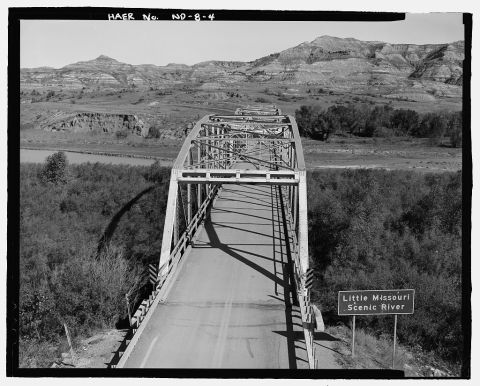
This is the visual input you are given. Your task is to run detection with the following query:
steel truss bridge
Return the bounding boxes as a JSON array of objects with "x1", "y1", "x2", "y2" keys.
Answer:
[{"x1": 116, "y1": 105, "x2": 317, "y2": 369}]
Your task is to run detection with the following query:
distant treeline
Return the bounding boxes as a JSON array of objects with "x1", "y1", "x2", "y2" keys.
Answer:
[{"x1": 295, "y1": 104, "x2": 462, "y2": 147}]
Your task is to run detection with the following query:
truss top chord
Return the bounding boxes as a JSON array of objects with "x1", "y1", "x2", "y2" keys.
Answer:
[{"x1": 173, "y1": 111, "x2": 305, "y2": 172}]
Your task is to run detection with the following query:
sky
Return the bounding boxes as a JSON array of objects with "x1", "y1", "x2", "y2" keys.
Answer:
[{"x1": 20, "y1": 13, "x2": 464, "y2": 69}]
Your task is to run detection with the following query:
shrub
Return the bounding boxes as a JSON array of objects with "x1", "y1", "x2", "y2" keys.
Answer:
[
  {"x1": 144, "y1": 161, "x2": 170, "y2": 184},
  {"x1": 307, "y1": 169, "x2": 463, "y2": 364},
  {"x1": 19, "y1": 338, "x2": 59, "y2": 368},
  {"x1": 39, "y1": 151, "x2": 68, "y2": 184},
  {"x1": 20, "y1": 163, "x2": 171, "y2": 366},
  {"x1": 59, "y1": 198, "x2": 78, "y2": 213},
  {"x1": 19, "y1": 162, "x2": 463, "y2": 368},
  {"x1": 254, "y1": 97, "x2": 270, "y2": 103},
  {"x1": 148, "y1": 125, "x2": 161, "y2": 139},
  {"x1": 20, "y1": 285, "x2": 59, "y2": 341},
  {"x1": 115, "y1": 130, "x2": 129, "y2": 139},
  {"x1": 50, "y1": 247, "x2": 143, "y2": 335}
]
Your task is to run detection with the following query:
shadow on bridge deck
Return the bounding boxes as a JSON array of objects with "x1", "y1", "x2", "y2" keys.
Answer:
[{"x1": 123, "y1": 182, "x2": 309, "y2": 368}]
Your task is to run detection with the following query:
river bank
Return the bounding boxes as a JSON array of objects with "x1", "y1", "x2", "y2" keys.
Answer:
[{"x1": 20, "y1": 148, "x2": 172, "y2": 166}]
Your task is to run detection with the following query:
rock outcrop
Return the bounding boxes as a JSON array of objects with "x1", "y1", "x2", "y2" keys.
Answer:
[{"x1": 38, "y1": 111, "x2": 150, "y2": 137}]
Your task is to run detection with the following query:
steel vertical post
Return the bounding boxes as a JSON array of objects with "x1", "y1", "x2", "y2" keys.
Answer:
[
  {"x1": 158, "y1": 172, "x2": 179, "y2": 276},
  {"x1": 174, "y1": 189, "x2": 179, "y2": 245},
  {"x1": 392, "y1": 314, "x2": 398, "y2": 368},
  {"x1": 352, "y1": 315, "x2": 356, "y2": 357}
]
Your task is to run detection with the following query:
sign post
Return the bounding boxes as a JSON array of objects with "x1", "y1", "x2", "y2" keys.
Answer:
[
  {"x1": 352, "y1": 315, "x2": 356, "y2": 357},
  {"x1": 338, "y1": 289, "x2": 414, "y2": 366},
  {"x1": 392, "y1": 314, "x2": 398, "y2": 368}
]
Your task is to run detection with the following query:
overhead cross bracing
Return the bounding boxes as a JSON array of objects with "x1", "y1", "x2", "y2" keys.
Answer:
[
  {"x1": 234, "y1": 104, "x2": 281, "y2": 116},
  {"x1": 116, "y1": 105, "x2": 316, "y2": 369}
]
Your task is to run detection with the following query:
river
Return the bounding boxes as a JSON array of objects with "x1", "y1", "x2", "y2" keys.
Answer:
[{"x1": 20, "y1": 149, "x2": 161, "y2": 166}]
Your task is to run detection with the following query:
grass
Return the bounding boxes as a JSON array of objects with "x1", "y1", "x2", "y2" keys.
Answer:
[
  {"x1": 19, "y1": 338, "x2": 63, "y2": 368},
  {"x1": 326, "y1": 324, "x2": 458, "y2": 377},
  {"x1": 353, "y1": 328, "x2": 409, "y2": 370},
  {"x1": 332, "y1": 324, "x2": 409, "y2": 371}
]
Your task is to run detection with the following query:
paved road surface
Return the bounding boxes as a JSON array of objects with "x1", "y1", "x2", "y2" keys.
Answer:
[{"x1": 123, "y1": 180, "x2": 310, "y2": 368}]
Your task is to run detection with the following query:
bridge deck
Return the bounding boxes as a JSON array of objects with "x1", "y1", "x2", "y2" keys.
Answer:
[{"x1": 124, "y1": 170, "x2": 309, "y2": 368}]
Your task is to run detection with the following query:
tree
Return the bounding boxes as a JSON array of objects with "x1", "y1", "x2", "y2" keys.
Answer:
[
  {"x1": 447, "y1": 112, "x2": 462, "y2": 148},
  {"x1": 39, "y1": 151, "x2": 68, "y2": 184},
  {"x1": 295, "y1": 105, "x2": 339, "y2": 141},
  {"x1": 295, "y1": 105, "x2": 319, "y2": 137},
  {"x1": 428, "y1": 114, "x2": 448, "y2": 145},
  {"x1": 414, "y1": 113, "x2": 448, "y2": 142},
  {"x1": 390, "y1": 109, "x2": 419, "y2": 135},
  {"x1": 360, "y1": 105, "x2": 394, "y2": 137},
  {"x1": 363, "y1": 117, "x2": 379, "y2": 137},
  {"x1": 327, "y1": 104, "x2": 369, "y2": 135},
  {"x1": 310, "y1": 114, "x2": 330, "y2": 141}
]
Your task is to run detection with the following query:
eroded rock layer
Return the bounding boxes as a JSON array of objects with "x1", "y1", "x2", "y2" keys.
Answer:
[{"x1": 38, "y1": 112, "x2": 150, "y2": 137}]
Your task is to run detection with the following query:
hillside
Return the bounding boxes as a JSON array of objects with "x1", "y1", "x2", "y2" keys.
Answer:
[{"x1": 20, "y1": 36, "x2": 464, "y2": 100}]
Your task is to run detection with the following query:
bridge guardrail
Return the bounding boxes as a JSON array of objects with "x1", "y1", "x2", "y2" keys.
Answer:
[{"x1": 112, "y1": 185, "x2": 221, "y2": 368}]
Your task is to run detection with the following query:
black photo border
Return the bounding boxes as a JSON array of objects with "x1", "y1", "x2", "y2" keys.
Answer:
[{"x1": 7, "y1": 7, "x2": 472, "y2": 379}]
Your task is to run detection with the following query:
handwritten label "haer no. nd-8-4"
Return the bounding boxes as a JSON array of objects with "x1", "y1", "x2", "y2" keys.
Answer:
[
  {"x1": 338, "y1": 289, "x2": 415, "y2": 316},
  {"x1": 107, "y1": 13, "x2": 215, "y2": 21}
]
